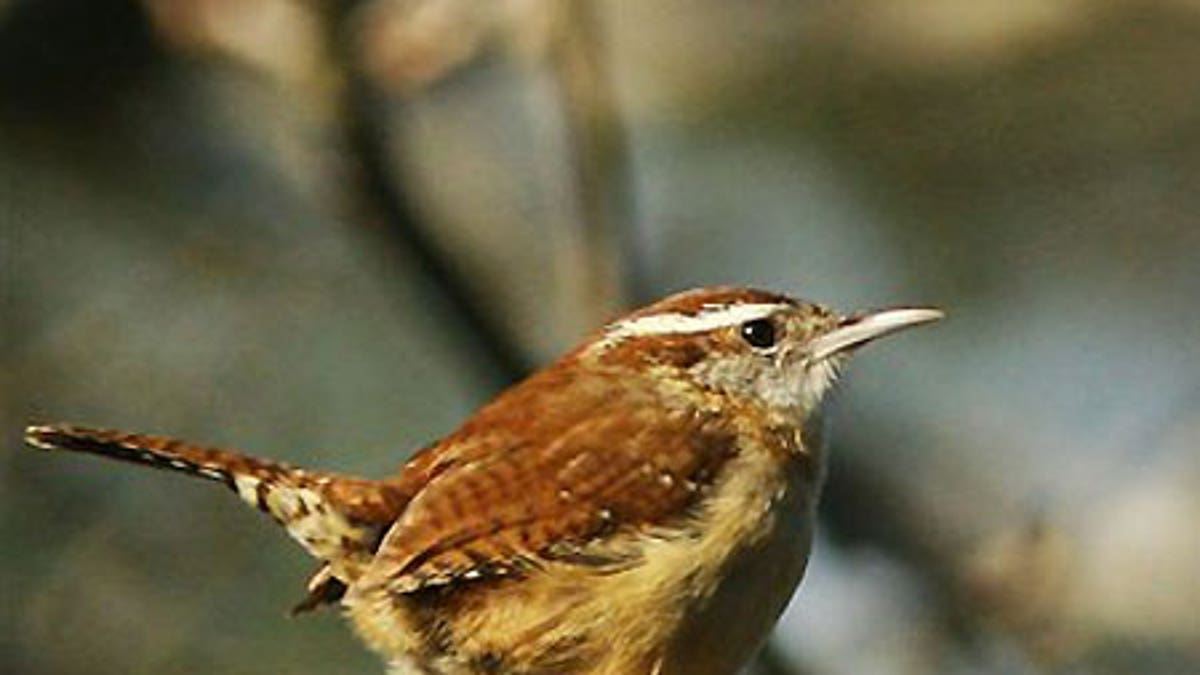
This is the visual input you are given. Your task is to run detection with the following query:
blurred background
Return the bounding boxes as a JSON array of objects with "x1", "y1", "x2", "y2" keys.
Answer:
[{"x1": 3, "y1": 1, "x2": 1199, "y2": 673}]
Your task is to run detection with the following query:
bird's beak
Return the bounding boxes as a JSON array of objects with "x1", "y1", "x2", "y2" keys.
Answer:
[{"x1": 808, "y1": 307, "x2": 944, "y2": 362}]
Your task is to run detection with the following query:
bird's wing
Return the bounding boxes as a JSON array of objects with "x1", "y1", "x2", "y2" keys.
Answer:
[{"x1": 361, "y1": 371, "x2": 739, "y2": 594}]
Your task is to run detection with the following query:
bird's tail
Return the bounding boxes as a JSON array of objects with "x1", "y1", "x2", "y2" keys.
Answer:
[{"x1": 25, "y1": 423, "x2": 410, "y2": 610}]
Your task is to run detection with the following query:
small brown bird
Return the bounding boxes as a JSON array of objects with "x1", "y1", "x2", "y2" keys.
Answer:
[{"x1": 26, "y1": 286, "x2": 941, "y2": 675}]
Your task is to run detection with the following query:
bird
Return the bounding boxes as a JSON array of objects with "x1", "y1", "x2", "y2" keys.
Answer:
[{"x1": 25, "y1": 286, "x2": 942, "y2": 675}]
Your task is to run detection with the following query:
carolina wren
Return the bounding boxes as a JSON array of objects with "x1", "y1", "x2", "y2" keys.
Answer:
[{"x1": 26, "y1": 286, "x2": 941, "y2": 674}]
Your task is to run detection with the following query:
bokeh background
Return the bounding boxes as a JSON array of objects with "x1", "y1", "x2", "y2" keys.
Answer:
[{"x1": 3, "y1": 1, "x2": 1199, "y2": 673}]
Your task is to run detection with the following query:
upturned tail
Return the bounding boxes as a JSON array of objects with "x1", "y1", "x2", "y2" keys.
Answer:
[{"x1": 26, "y1": 423, "x2": 411, "y2": 611}]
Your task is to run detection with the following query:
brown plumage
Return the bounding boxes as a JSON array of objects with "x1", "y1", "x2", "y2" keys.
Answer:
[
  {"x1": 26, "y1": 286, "x2": 942, "y2": 674},
  {"x1": 372, "y1": 368, "x2": 740, "y2": 592}
]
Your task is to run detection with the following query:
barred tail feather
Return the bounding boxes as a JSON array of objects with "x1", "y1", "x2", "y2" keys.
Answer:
[
  {"x1": 26, "y1": 423, "x2": 409, "y2": 597},
  {"x1": 26, "y1": 424, "x2": 286, "y2": 488}
]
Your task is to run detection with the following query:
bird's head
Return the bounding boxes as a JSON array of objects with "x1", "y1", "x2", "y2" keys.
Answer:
[{"x1": 585, "y1": 286, "x2": 943, "y2": 423}]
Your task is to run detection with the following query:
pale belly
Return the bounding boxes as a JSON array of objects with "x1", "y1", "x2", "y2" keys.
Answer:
[
  {"x1": 659, "y1": 478, "x2": 815, "y2": 675},
  {"x1": 357, "y1": 453, "x2": 820, "y2": 675}
]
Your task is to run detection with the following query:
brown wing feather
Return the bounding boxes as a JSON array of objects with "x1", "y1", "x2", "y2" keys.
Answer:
[{"x1": 362, "y1": 367, "x2": 737, "y2": 594}]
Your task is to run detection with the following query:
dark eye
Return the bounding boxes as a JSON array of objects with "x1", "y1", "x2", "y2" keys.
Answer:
[{"x1": 740, "y1": 319, "x2": 777, "y2": 349}]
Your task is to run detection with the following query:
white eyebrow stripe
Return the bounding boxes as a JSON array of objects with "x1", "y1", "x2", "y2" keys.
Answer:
[{"x1": 601, "y1": 302, "x2": 789, "y2": 344}]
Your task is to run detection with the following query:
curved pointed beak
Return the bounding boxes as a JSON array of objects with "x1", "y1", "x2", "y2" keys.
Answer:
[{"x1": 808, "y1": 307, "x2": 944, "y2": 362}]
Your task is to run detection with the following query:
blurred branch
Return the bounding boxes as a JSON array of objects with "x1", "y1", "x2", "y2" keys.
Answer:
[
  {"x1": 322, "y1": 0, "x2": 646, "y2": 371},
  {"x1": 540, "y1": 0, "x2": 644, "y2": 328},
  {"x1": 321, "y1": 1, "x2": 530, "y2": 386}
]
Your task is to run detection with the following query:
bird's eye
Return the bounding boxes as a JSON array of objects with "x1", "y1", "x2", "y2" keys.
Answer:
[{"x1": 740, "y1": 319, "x2": 777, "y2": 349}]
